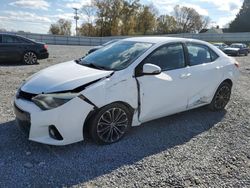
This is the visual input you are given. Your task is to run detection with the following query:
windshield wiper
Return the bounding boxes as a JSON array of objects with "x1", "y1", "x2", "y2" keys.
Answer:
[
  {"x1": 75, "y1": 59, "x2": 80, "y2": 63},
  {"x1": 85, "y1": 63, "x2": 108, "y2": 70},
  {"x1": 76, "y1": 59, "x2": 111, "y2": 70},
  {"x1": 74, "y1": 57, "x2": 83, "y2": 63},
  {"x1": 91, "y1": 63, "x2": 110, "y2": 70}
]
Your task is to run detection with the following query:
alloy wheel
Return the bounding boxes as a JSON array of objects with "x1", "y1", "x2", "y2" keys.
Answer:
[
  {"x1": 97, "y1": 108, "x2": 129, "y2": 143},
  {"x1": 214, "y1": 85, "x2": 231, "y2": 110},
  {"x1": 24, "y1": 52, "x2": 37, "y2": 65}
]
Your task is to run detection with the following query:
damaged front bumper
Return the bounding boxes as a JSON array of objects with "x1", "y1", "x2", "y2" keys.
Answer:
[{"x1": 14, "y1": 96, "x2": 94, "y2": 146}]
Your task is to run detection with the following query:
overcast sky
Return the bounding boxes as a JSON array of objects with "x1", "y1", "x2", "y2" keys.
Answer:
[{"x1": 0, "y1": 0, "x2": 244, "y2": 34}]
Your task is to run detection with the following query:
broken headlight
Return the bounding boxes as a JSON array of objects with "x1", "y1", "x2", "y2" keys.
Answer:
[{"x1": 32, "y1": 93, "x2": 79, "y2": 110}]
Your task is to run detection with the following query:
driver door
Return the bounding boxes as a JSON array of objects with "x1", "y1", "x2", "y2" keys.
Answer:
[{"x1": 135, "y1": 43, "x2": 191, "y2": 123}]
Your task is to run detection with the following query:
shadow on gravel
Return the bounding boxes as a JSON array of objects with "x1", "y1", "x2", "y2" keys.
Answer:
[
  {"x1": 0, "y1": 61, "x2": 39, "y2": 66},
  {"x1": 0, "y1": 107, "x2": 226, "y2": 187}
]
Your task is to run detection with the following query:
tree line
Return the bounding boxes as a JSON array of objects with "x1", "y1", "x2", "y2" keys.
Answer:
[
  {"x1": 49, "y1": 0, "x2": 210, "y2": 36},
  {"x1": 229, "y1": 0, "x2": 250, "y2": 32}
]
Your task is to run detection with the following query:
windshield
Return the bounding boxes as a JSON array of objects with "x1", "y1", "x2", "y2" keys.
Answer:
[
  {"x1": 79, "y1": 41, "x2": 152, "y2": 71},
  {"x1": 102, "y1": 39, "x2": 119, "y2": 46},
  {"x1": 230, "y1": 44, "x2": 242, "y2": 48}
]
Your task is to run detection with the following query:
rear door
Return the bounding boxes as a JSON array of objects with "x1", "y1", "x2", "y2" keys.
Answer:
[
  {"x1": 185, "y1": 43, "x2": 223, "y2": 108},
  {"x1": 1, "y1": 35, "x2": 25, "y2": 61}
]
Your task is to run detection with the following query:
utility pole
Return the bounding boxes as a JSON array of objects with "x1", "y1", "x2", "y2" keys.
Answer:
[{"x1": 73, "y1": 8, "x2": 79, "y2": 36}]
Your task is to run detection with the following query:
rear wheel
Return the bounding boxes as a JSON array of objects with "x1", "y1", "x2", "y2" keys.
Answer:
[
  {"x1": 89, "y1": 103, "x2": 132, "y2": 144},
  {"x1": 23, "y1": 52, "x2": 37, "y2": 65},
  {"x1": 209, "y1": 82, "x2": 232, "y2": 111}
]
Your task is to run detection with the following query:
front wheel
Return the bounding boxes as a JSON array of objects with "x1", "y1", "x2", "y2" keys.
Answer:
[
  {"x1": 209, "y1": 82, "x2": 232, "y2": 111},
  {"x1": 89, "y1": 103, "x2": 132, "y2": 144},
  {"x1": 23, "y1": 52, "x2": 37, "y2": 65}
]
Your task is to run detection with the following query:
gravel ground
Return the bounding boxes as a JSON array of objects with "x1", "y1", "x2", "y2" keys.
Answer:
[{"x1": 0, "y1": 45, "x2": 249, "y2": 187}]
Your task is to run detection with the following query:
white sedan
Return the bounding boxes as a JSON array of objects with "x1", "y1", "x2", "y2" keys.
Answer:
[{"x1": 14, "y1": 37, "x2": 239, "y2": 145}]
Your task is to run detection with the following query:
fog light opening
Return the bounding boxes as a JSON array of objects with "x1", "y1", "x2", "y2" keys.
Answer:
[{"x1": 49, "y1": 125, "x2": 63, "y2": 140}]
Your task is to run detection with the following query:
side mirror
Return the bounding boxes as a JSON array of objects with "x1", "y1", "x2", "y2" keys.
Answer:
[{"x1": 142, "y1": 63, "x2": 161, "y2": 75}]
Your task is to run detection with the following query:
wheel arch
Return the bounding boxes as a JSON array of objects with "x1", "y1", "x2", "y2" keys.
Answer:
[
  {"x1": 209, "y1": 78, "x2": 233, "y2": 111},
  {"x1": 222, "y1": 78, "x2": 233, "y2": 87},
  {"x1": 209, "y1": 78, "x2": 233, "y2": 105},
  {"x1": 23, "y1": 50, "x2": 38, "y2": 57},
  {"x1": 82, "y1": 101, "x2": 135, "y2": 138}
]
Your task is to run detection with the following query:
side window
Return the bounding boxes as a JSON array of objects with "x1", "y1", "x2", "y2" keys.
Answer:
[
  {"x1": 144, "y1": 43, "x2": 185, "y2": 71},
  {"x1": 17, "y1": 37, "x2": 31, "y2": 44},
  {"x1": 210, "y1": 49, "x2": 219, "y2": 61},
  {"x1": 2, "y1": 35, "x2": 21, "y2": 43},
  {"x1": 0, "y1": 35, "x2": 2, "y2": 43},
  {"x1": 187, "y1": 43, "x2": 213, "y2": 66}
]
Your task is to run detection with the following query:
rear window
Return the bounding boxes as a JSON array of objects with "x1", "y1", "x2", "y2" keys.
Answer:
[{"x1": 230, "y1": 44, "x2": 242, "y2": 48}]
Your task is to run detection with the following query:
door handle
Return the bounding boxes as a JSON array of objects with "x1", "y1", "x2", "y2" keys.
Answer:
[
  {"x1": 216, "y1": 66, "x2": 223, "y2": 69},
  {"x1": 180, "y1": 73, "x2": 191, "y2": 79}
]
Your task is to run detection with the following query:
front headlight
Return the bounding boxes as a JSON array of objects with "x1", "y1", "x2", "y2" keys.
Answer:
[{"x1": 32, "y1": 93, "x2": 79, "y2": 110}]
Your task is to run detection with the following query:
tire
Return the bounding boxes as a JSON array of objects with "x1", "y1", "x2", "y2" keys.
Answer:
[
  {"x1": 209, "y1": 82, "x2": 232, "y2": 111},
  {"x1": 89, "y1": 103, "x2": 132, "y2": 144},
  {"x1": 23, "y1": 51, "x2": 37, "y2": 65},
  {"x1": 236, "y1": 51, "x2": 240, "y2": 56},
  {"x1": 245, "y1": 52, "x2": 248, "y2": 56}
]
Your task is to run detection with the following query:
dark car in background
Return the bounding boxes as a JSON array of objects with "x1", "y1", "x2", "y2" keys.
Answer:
[
  {"x1": 0, "y1": 33, "x2": 49, "y2": 64},
  {"x1": 88, "y1": 39, "x2": 120, "y2": 54},
  {"x1": 223, "y1": 43, "x2": 249, "y2": 56}
]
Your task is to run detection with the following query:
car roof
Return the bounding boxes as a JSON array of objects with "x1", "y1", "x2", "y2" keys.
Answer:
[
  {"x1": 213, "y1": 43, "x2": 225, "y2": 45},
  {"x1": 125, "y1": 36, "x2": 228, "y2": 57},
  {"x1": 231, "y1": 43, "x2": 243, "y2": 45},
  {"x1": 0, "y1": 33, "x2": 26, "y2": 39},
  {"x1": 0, "y1": 33, "x2": 36, "y2": 42},
  {"x1": 123, "y1": 36, "x2": 208, "y2": 45},
  {"x1": 0, "y1": 33, "x2": 19, "y2": 36}
]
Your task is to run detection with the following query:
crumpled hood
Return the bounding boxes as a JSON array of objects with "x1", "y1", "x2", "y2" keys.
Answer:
[
  {"x1": 224, "y1": 47, "x2": 240, "y2": 51},
  {"x1": 21, "y1": 61, "x2": 113, "y2": 94}
]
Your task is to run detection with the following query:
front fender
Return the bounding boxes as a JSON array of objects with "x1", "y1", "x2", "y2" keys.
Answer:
[{"x1": 81, "y1": 75, "x2": 138, "y2": 110}]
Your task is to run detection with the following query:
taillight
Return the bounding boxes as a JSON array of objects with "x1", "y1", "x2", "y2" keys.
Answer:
[
  {"x1": 234, "y1": 61, "x2": 239, "y2": 68},
  {"x1": 44, "y1": 44, "x2": 48, "y2": 50}
]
